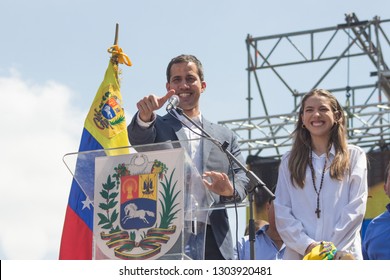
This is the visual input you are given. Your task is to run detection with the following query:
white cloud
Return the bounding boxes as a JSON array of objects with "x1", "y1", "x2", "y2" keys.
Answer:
[{"x1": 0, "y1": 70, "x2": 85, "y2": 259}]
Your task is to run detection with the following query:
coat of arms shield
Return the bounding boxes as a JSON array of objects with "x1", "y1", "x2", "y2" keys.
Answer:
[{"x1": 93, "y1": 149, "x2": 185, "y2": 260}]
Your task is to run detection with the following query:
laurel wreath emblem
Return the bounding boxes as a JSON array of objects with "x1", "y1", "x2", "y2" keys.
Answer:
[{"x1": 96, "y1": 160, "x2": 180, "y2": 259}]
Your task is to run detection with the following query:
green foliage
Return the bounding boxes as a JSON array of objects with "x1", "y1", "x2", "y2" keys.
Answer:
[
  {"x1": 113, "y1": 163, "x2": 129, "y2": 184},
  {"x1": 130, "y1": 231, "x2": 136, "y2": 241},
  {"x1": 97, "y1": 175, "x2": 120, "y2": 231},
  {"x1": 120, "y1": 243, "x2": 135, "y2": 251},
  {"x1": 158, "y1": 168, "x2": 180, "y2": 229},
  {"x1": 110, "y1": 115, "x2": 125, "y2": 126}
]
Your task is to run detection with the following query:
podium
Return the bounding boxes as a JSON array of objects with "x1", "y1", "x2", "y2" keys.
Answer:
[{"x1": 63, "y1": 140, "x2": 219, "y2": 260}]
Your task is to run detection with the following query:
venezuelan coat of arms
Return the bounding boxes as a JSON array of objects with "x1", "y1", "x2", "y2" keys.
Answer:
[{"x1": 93, "y1": 149, "x2": 184, "y2": 259}]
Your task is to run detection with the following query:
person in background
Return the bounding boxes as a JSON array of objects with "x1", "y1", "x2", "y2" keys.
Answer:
[
  {"x1": 235, "y1": 186, "x2": 285, "y2": 260},
  {"x1": 243, "y1": 185, "x2": 271, "y2": 236},
  {"x1": 127, "y1": 54, "x2": 249, "y2": 260},
  {"x1": 243, "y1": 220, "x2": 268, "y2": 236},
  {"x1": 274, "y1": 88, "x2": 368, "y2": 260},
  {"x1": 362, "y1": 160, "x2": 390, "y2": 260}
]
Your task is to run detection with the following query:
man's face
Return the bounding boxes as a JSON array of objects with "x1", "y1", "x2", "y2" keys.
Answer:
[{"x1": 166, "y1": 62, "x2": 206, "y2": 117}]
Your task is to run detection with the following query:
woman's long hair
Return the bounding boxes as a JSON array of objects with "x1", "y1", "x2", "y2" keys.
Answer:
[{"x1": 288, "y1": 89, "x2": 349, "y2": 188}]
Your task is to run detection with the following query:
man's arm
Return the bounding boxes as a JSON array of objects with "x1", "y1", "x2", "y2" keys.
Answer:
[
  {"x1": 202, "y1": 123, "x2": 249, "y2": 203},
  {"x1": 127, "y1": 112, "x2": 157, "y2": 146}
]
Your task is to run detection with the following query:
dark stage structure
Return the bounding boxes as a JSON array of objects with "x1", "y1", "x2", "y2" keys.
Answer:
[{"x1": 219, "y1": 13, "x2": 390, "y2": 224}]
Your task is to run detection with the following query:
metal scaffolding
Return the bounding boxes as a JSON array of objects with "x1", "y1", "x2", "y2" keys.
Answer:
[{"x1": 219, "y1": 13, "x2": 390, "y2": 158}]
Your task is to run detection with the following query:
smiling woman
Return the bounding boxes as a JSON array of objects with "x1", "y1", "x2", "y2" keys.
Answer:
[{"x1": 274, "y1": 88, "x2": 368, "y2": 260}]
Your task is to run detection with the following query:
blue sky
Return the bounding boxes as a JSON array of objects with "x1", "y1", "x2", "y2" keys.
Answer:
[{"x1": 0, "y1": 0, "x2": 389, "y2": 259}]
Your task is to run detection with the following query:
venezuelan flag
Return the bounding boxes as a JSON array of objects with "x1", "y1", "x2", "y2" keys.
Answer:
[{"x1": 59, "y1": 45, "x2": 132, "y2": 259}]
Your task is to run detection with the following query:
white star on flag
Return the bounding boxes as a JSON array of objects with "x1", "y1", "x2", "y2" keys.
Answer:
[{"x1": 81, "y1": 197, "x2": 93, "y2": 210}]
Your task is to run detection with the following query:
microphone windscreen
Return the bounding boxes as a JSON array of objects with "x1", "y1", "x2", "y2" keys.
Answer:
[
  {"x1": 166, "y1": 95, "x2": 180, "y2": 111},
  {"x1": 169, "y1": 95, "x2": 180, "y2": 107}
]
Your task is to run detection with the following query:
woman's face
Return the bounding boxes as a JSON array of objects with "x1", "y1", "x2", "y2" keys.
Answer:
[{"x1": 301, "y1": 94, "x2": 338, "y2": 139}]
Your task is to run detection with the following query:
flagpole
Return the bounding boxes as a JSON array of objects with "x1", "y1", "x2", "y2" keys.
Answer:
[
  {"x1": 111, "y1": 23, "x2": 120, "y2": 65},
  {"x1": 114, "y1": 23, "x2": 119, "y2": 45}
]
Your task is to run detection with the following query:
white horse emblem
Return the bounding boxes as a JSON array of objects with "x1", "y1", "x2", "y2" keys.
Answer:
[
  {"x1": 122, "y1": 203, "x2": 155, "y2": 224},
  {"x1": 103, "y1": 104, "x2": 113, "y2": 119}
]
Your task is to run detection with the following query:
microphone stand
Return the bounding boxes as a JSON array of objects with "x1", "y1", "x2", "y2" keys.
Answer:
[{"x1": 173, "y1": 107, "x2": 274, "y2": 260}]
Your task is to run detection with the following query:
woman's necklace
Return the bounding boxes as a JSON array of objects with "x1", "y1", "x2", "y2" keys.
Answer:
[{"x1": 309, "y1": 150, "x2": 327, "y2": 218}]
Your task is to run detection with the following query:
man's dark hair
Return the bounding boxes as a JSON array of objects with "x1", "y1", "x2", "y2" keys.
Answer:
[
  {"x1": 166, "y1": 54, "x2": 204, "y2": 82},
  {"x1": 254, "y1": 185, "x2": 276, "y2": 207}
]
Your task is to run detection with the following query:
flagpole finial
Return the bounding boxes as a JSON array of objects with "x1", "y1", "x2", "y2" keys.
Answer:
[
  {"x1": 108, "y1": 23, "x2": 132, "y2": 67},
  {"x1": 114, "y1": 23, "x2": 119, "y2": 45}
]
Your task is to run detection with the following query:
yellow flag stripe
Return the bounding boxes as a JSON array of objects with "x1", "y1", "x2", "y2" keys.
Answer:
[{"x1": 84, "y1": 60, "x2": 129, "y2": 151}]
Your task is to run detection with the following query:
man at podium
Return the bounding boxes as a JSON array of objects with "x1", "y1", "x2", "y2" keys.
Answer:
[{"x1": 127, "y1": 54, "x2": 249, "y2": 260}]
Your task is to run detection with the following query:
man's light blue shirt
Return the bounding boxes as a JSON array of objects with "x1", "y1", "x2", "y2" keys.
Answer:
[
  {"x1": 362, "y1": 203, "x2": 390, "y2": 260},
  {"x1": 235, "y1": 224, "x2": 286, "y2": 260}
]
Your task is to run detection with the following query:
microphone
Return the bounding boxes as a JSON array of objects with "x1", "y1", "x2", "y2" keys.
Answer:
[{"x1": 166, "y1": 95, "x2": 180, "y2": 111}]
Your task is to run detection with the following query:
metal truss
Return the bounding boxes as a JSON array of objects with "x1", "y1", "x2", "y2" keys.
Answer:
[{"x1": 218, "y1": 13, "x2": 390, "y2": 158}]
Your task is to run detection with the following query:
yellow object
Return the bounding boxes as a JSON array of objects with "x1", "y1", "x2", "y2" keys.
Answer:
[
  {"x1": 303, "y1": 242, "x2": 337, "y2": 260},
  {"x1": 365, "y1": 182, "x2": 390, "y2": 219},
  {"x1": 84, "y1": 44, "x2": 132, "y2": 155},
  {"x1": 336, "y1": 251, "x2": 355, "y2": 260},
  {"x1": 85, "y1": 61, "x2": 129, "y2": 144},
  {"x1": 108, "y1": 45, "x2": 132, "y2": 66}
]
